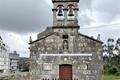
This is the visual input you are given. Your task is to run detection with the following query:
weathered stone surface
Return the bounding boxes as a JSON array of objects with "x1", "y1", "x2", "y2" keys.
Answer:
[{"x1": 29, "y1": 0, "x2": 103, "y2": 80}]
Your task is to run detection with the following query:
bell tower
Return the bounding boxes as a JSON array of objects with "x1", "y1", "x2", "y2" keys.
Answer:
[{"x1": 52, "y1": 0, "x2": 79, "y2": 27}]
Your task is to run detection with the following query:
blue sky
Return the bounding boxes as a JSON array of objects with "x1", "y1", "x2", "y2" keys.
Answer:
[{"x1": 0, "y1": 0, "x2": 120, "y2": 57}]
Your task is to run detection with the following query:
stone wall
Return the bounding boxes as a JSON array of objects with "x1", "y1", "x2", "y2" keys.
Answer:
[
  {"x1": 30, "y1": 55, "x2": 103, "y2": 80},
  {"x1": 9, "y1": 72, "x2": 31, "y2": 80},
  {"x1": 30, "y1": 31, "x2": 103, "y2": 80},
  {"x1": 29, "y1": 28, "x2": 103, "y2": 80}
]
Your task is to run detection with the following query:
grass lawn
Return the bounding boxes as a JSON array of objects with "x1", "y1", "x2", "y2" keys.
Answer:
[{"x1": 104, "y1": 75, "x2": 120, "y2": 80}]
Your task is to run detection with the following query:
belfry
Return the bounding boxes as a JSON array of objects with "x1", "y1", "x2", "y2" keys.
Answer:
[
  {"x1": 29, "y1": 0, "x2": 103, "y2": 80},
  {"x1": 52, "y1": 0, "x2": 79, "y2": 26}
]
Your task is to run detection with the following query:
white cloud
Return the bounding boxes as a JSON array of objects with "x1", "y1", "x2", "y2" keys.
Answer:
[
  {"x1": 0, "y1": 0, "x2": 120, "y2": 57},
  {"x1": 91, "y1": 0, "x2": 120, "y2": 23},
  {"x1": 0, "y1": 0, "x2": 52, "y2": 33},
  {"x1": 45, "y1": 0, "x2": 53, "y2": 7},
  {"x1": 0, "y1": 30, "x2": 38, "y2": 57}
]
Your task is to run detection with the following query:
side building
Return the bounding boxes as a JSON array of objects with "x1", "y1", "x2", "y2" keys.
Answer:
[
  {"x1": 9, "y1": 51, "x2": 19, "y2": 73},
  {"x1": 0, "y1": 36, "x2": 9, "y2": 74}
]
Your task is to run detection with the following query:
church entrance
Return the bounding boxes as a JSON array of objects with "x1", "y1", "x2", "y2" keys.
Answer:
[{"x1": 59, "y1": 64, "x2": 72, "y2": 80}]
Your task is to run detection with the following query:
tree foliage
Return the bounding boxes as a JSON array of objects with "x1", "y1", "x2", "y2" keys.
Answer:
[
  {"x1": 103, "y1": 38, "x2": 120, "y2": 75},
  {"x1": 18, "y1": 57, "x2": 29, "y2": 72}
]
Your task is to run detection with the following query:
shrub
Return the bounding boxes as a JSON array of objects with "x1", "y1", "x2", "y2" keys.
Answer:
[
  {"x1": 108, "y1": 66, "x2": 118, "y2": 75},
  {"x1": 116, "y1": 72, "x2": 120, "y2": 76},
  {"x1": 104, "y1": 63, "x2": 111, "y2": 74}
]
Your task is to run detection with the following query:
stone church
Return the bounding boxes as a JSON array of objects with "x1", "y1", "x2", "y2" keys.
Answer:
[{"x1": 29, "y1": 0, "x2": 103, "y2": 80}]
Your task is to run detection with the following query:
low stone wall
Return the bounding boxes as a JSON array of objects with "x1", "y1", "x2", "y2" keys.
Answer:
[
  {"x1": 8, "y1": 72, "x2": 31, "y2": 80},
  {"x1": 0, "y1": 73, "x2": 9, "y2": 80}
]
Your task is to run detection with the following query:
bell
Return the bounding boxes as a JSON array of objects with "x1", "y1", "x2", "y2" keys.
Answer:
[
  {"x1": 57, "y1": 10, "x2": 63, "y2": 16},
  {"x1": 57, "y1": 6, "x2": 63, "y2": 16},
  {"x1": 68, "y1": 10, "x2": 74, "y2": 16},
  {"x1": 68, "y1": 5, "x2": 74, "y2": 16}
]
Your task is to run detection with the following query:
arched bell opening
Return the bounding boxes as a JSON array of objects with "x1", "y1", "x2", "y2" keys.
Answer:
[
  {"x1": 67, "y1": 4, "x2": 75, "y2": 20},
  {"x1": 56, "y1": 5, "x2": 64, "y2": 20}
]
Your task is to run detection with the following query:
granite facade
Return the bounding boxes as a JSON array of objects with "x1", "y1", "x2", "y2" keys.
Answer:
[
  {"x1": 29, "y1": 28, "x2": 103, "y2": 80},
  {"x1": 29, "y1": 0, "x2": 103, "y2": 80}
]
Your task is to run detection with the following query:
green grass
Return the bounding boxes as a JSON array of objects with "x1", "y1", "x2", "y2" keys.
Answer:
[{"x1": 104, "y1": 75, "x2": 120, "y2": 80}]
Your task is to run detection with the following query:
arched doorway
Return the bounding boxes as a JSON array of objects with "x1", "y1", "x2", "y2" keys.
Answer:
[{"x1": 59, "y1": 64, "x2": 72, "y2": 80}]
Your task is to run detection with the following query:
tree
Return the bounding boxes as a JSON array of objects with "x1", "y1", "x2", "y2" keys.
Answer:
[
  {"x1": 103, "y1": 38, "x2": 120, "y2": 75},
  {"x1": 18, "y1": 62, "x2": 29, "y2": 72},
  {"x1": 18, "y1": 57, "x2": 29, "y2": 72},
  {"x1": 115, "y1": 38, "x2": 120, "y2": 53}
]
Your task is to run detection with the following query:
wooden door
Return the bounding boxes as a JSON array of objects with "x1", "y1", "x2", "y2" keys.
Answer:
[{"x1": 59, "y1": 64, "x2": 72, "y2": 80}]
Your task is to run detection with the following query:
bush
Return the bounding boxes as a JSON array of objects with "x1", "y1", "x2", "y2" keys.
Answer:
[
  {"x1": 104, "y1": 63, "x2": 111, "y2": 74},
  {"x1": 108, "y1": 66, "x2": 118, "y2": 75},
  {"x1": 116, "y1": 72, "x2": 120, "y2": 76}
]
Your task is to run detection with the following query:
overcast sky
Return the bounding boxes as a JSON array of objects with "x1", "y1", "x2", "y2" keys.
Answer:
[{"x1": 0, "y1": 0, "x2": 120, "y2": 57}]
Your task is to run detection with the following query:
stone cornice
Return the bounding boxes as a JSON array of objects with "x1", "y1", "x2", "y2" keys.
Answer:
[
  {"x1": 52, "y1": 26, "x2": 80, "y2": 29},
  {"x1": 52, "y1": 0, "x2": 79, "y2": 3}
]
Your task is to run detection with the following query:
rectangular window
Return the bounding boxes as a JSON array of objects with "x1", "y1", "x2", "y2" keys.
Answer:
[{"x1": 62, "y1": 35, "x2": 68, "y2": 39}]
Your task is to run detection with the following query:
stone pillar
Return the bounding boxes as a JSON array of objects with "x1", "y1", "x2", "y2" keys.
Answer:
[
  {"x1": 63, "y1": 9, "x2": 68, "y2": 26},
  {"x1": 52, "y1": 9, "x2": 57, "y2": 26},
  {"x1": 74, "y1": 8, "x2": 79, "y2": 26}
]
